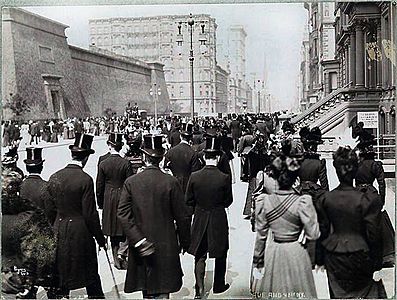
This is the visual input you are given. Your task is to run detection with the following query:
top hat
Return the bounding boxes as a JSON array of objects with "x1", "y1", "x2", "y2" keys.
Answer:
[
  {"x1": 69, "y1": 133, "x2": 95, "y2": 155},
  {"x1": 203, "y1": 135, "x2": 222, "y2": 155},
  {"x1": 181, "y1": 122, "x2": 194, "y2": 137},
  {"x1": 141, "y1": 134, "x2": 165, "y2": 157},
  {"x1": 24, "y1": 147, "x2": 45, "y2": 166},
  {"x1": 107, "y1": 133, "x2": 124, "y2": 147}
]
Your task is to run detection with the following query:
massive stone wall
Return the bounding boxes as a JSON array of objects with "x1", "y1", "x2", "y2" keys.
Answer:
[
  {"x1": 70, "y1": 47, "x2": 169, "y2": 116},
  {"x1": 2, "y1": 7, "x2": 169, "y2": 120},
  {"x1": 2, "y1": 7, "x2": 89, "y2": 120}
]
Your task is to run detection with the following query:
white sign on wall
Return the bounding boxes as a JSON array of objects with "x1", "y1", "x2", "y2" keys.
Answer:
[{"x1": 357, "y1": 111, "x2": 379, "y2": 129}]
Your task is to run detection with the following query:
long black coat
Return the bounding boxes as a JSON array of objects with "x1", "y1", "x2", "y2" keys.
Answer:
[
  {"x1": 230, "y1": 120, "x2": 241, "y2": 139},
  {"x1": 20, "y1": 174, "x2": 56, "y2": 223},
  {"x1": 356, "y1": 159, "x2": 386, "y2": 205},
  {"x1": 96, "y1": 154, "x2": 133, "y2": 236},
  {"x1": 299, "y1": 156, "x2": 329, "y2": 208},
  {"x1": 186, "y1": 166, "x2": 233, "y2": 258},
  {"x1": 317, "y1": 184, "x2": 383, "y2": 268},
  {"x1": 165, "y1": 142, "x2": 202, "y2": 192},
  {"x1": 47, "y1": 164, "x2": 106, "y2": 290},
  {"x1": 169, "y1": 131, "x2": 181, "y2": 148},
  {"x1": 118, "y1": 166, "x2": 191, "y2": 294}
]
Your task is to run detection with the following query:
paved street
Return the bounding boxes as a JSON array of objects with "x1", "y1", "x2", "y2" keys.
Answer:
[{"x1": 18, "y1": 137, "x2": 394, "y2": 299}]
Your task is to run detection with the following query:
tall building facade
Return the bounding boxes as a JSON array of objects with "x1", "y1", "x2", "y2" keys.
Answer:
[
  {"x1": 301, "y1": 2, "x2": 339, "y2": 109},
  {"x1": 223, "y1": 25, "x2": 253, "y2": 113},
  {"x1": 89, "y1": 14, "x2": 224, "y2": 115},
  {"x1": 294, "y1": 1, "x2": 395, "y2": 141}
]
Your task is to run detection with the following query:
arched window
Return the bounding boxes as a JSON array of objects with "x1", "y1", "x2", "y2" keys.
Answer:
[{"x1": 179, "y1": 70, "x2": 184, "y2": 81}]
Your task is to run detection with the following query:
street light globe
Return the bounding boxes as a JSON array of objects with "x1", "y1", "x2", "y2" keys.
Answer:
[
  {"x1": 200, "y1": 44, "x2": 207, "y2": 55},
  {"x1": 188, "y1": 13, "x2": 194, "y2": 26}
]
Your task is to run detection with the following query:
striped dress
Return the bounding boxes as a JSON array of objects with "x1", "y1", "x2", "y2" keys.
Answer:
[{"x1": 252, "y1": 190, "x2": 320, "y2": 298}]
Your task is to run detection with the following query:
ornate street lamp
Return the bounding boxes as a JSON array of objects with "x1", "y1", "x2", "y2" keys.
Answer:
[
  {"x1": 149, "y1": 83, "x2": 161, "y2": 125},
  {"x1": 176, "y1": 14, "x2": 207, "y2": 119}
]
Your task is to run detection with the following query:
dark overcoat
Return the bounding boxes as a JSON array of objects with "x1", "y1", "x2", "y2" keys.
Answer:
[
  {"x1": 230, "y1": 120, "x2": 242, "y2": 139},
  {"x1": 317, "y1": 184, "x2": 383, "y2": 266},
  {"x1": 317, "y1": 184, "x2": 383, "y2": 298},
  {"x1": 165, "y1": 142, "x2": 202, "y2": 192},
  {"x1": 355, "y1": 159, "x2": 386, "y2": 205},
  {"x1": 118, "y1": 166, "x2": 191, "y2": 294},
  {"x1": 96, "y1": 154, "x2": 133, "y2": 236},
  {"x1": 97, "y1": 152, "x2": 111, "y2": 167},
  {"x1": 169, "y1": 131, "x2": 181, "y2": 148},
  {"x1": 299, "y1": 156, "x2": 329, "y2": 207},
  {"x1": 47, "y1": 164, "x2": 106, "y2": 290},
  {"x1": 20, "y1": 175, "x2": 56, "y2": 223},
  {"x1": 186, "y1": 166, "x2": 233, "y2": 258}
]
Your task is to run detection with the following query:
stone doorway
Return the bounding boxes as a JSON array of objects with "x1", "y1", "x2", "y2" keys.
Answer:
[{"x1": 42, "y1": 74, "x2": 66, "y2": 119}]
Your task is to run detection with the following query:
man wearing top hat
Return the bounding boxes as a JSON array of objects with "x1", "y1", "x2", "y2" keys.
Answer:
[
  {"x1": 165, "y1": 122, "x2": 201, "y2": 194},
  {"x1": 20, "y1": 147, "x2": 55, "y2": 222},
  {"x1": 196, "y1": 133, "x2": 232, "y2": 184},
  {"x1": 47, "y1": 133, "x2": 106, "y2": 299},
  {"x1": 185, "y1": 135, "x2": 233, "y2": 299},
  {"x1": 118, "y1": 134, "x2": 191, "y2": 299},
  {"x1": 96, "y1": 133, "x2": 133, "y2": 270}
]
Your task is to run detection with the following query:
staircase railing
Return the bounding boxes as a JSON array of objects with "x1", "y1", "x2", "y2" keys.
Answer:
[{"x1": 292, "y1": 83, "x2": 351, "y2": 126}]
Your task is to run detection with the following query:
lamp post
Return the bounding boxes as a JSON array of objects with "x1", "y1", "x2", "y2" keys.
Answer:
[
  {"x1": 149, "y1": 83, "x2": 161, "y2": 125},
  {"x1": 176, "y1": 14, "x2": 207, "y2": 119}
]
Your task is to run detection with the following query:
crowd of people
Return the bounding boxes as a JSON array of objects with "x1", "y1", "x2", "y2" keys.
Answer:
[{"x1": 1, "y1": 109, "x2": 394, "y2": 299}]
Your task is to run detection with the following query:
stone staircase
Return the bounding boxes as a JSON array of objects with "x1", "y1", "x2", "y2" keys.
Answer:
[
  {"x1": 291, "y1": 86, "x2": 395, "y2": 176},
  {"x1": 292, "y1": 86, "x2": 381, "y2": 136}
]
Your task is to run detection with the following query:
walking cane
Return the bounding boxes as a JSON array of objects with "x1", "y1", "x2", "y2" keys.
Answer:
[{"x1": 103, "y1": 248, "x2": 121, "y2": 300}]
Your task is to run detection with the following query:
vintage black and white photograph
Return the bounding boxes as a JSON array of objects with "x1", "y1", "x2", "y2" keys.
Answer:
[{"x1": 1, "y1": 1, "x2": 396, "y2": 299}]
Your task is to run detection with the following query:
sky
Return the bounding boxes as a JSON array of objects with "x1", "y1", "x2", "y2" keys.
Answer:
[{"x1": 24, "y1": 4, "x2": 308, "y2": 111}]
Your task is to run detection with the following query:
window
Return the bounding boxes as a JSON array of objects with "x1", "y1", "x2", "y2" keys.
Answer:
[
  {"x1": 39, "y1": 45, "x2": 54, "y2": 63},
  {"x1": 179, "y1": 86, "x2": 184, "y2": 96}
]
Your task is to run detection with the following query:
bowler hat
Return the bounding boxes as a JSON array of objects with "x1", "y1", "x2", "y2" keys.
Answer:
[
  {"x1": 24, "y1": 147, "x2": 45, "y2": 166},
  {"x1": 69, "y1": 133, "x2": 95, "y2": 155},
  {"x1": 107, "y1": 133, "x2": 124, "y2": 147},
  {"x1": 203, "y1": 135, "x2": 222, "y2": 155},
  {"x1": 141, "y1": 134, "x2": 165, "y2": 157}
]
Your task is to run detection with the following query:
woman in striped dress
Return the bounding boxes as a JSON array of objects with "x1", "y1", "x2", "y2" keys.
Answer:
[{"x1": 251, "y1": 148, "x2": 320, "y2": 298}]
